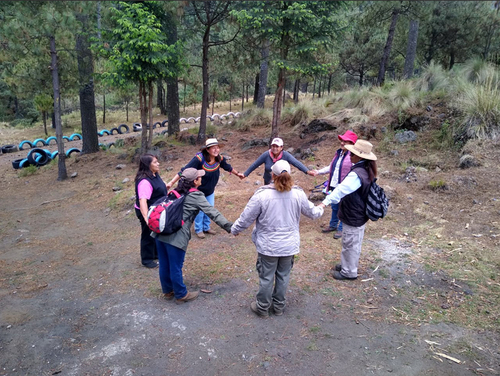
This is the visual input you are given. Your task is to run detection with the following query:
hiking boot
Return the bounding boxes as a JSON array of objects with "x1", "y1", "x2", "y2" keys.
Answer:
[
  {"x1": 196, "y1": 232, "x2": 206, "y2": 239},
  {"x1": 175, "y1": 290, "x2": 200, "y2": 304},
  {"x1": 321, "y1": 226, "x2": 336, "y2": 233},
  {"x1": 331, "y1": 264, "x2": 342, "y2": 272},
  {"x1": 331, "y1": 270, "x2": 357, "y2": 280},
  {"x1": 250, "y1": 301, "x2": 269, "y2": 318},
  {"x1": 272, "y1": 305, "x2": 283, "y2": 316},
  {"x1": 143, "y1": 261, "x2": 158, "y2": 269},
  {"x1": 204, "y1": 229, "x2": 217, "y2": 235},
  {"x1": 333, "y1": 230, "x2": 342, "y2": 239},
  {"x1": 161, "y1": 292, "x2": 174, "y2": 301}
]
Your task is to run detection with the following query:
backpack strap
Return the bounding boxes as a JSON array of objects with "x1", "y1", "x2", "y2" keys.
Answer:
[{"x1": 170, "y1": 189, "x2": 182, "y2": 199}]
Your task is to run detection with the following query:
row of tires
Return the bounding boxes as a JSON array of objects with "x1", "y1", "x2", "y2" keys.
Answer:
[
  {"x1": 1, "y1": 133, "x2": 83, "y2": 155},
  {"x1": 131, "y1": 112, "x2": 241, "y2": 132},
  {"x1": 12, "y1": 147, "x2": 81, "y2": 170}
]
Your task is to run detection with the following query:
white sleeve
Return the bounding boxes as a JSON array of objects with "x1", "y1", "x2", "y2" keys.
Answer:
[{"x1": 322, "y1": 172, "x2": 361, "y2": 206}]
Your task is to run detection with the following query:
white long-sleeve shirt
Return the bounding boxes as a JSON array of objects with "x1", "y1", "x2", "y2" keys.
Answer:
[{"x1": 322, "y1": 169, "x2": 362, "y2": 206}]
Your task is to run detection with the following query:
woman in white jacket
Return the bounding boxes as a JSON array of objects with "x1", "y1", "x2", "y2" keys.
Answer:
[{"x1": 231, "y1": 160, "x2": 324, "y2": 317}]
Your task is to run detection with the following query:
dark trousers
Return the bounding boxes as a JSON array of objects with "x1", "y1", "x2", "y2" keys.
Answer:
[{"x1": 135, "y1": 208, "x2": 157, "y2": 266}]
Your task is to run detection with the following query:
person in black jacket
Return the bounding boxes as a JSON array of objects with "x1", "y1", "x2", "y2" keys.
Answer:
[
  {"x1": 134, "y1": 154, "x2": 168, "y2": 268},
  {"x1": 318, "y1": 140, "x2": 378, "y2": 280}
]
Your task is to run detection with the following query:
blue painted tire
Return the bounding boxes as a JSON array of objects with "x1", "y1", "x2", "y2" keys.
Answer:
[
  {"x1": 33, "y1": 138, "x2": 47, "y2": 147},
  {"x1": 19, "y1": 158, "x2": 31, "y2": 168},
  {"x1": 46, "y1": 136, "x2": 57, "y2": 145},
  {"x1": 118, "y1": 124, "x2": 130, "y2": 134},
  {"x1": 69, "y1": 133, "x2": 82, "y2": 141},
  {"x1": 98, "y1": 129, "x2": 110, "y2": 137},
  {"x1": 43, "y1": 149, "x2": 52, "y2": 159},
  {"x1": 27, "y1": 148, "x2": 50, "y2": 166},
  {"x1": 19, "y1": 140, "x2": 33, "y2": 150},
  {"x1": 51, "y1": 151, "x2": 59, "y2": 159},
  {"x1": 66, "y1": 148, "x2": 81, "y2": 158},
  {"x1": 62, "y1": 136, "x2": 71, "y2": 142}
]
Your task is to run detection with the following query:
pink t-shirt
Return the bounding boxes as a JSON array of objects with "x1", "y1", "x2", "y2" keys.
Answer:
[{"x1": 134, "y1": 179, "x2": 153, "y2": 209}]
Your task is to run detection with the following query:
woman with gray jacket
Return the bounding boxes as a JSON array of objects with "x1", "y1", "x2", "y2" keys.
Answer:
[
  {"x1": 231, "y1": 160, "x2": 324, "y2": 317},
  {"x1": 154, "y1": 168, "x2": 233, "y2": 304}
]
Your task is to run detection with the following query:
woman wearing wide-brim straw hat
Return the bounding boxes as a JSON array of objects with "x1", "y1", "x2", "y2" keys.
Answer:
[
  {"x1": 318, "y1": 139, "x2": 378, "y2": 281},
  {"x1": 166, "y1": 138, "x2": 245, "y2": 239}
]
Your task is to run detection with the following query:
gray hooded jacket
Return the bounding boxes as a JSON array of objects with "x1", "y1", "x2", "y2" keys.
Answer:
[{"x1": 231, "y1": 184, "x2": 323, "y2": 257}]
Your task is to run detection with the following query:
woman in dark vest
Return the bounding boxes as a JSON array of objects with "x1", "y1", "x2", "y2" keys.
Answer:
[
  {"x1": 134, "y1": 154, "x2": 168, "y2": 268},
  {"x1": 318, "y1": 140, "x2": 377, "y2": 280}
]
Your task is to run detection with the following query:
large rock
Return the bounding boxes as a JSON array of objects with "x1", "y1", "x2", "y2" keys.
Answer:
[
  {"x1": 301, "y1": 119, "x2": 336, "y2": 135},
  {"x1": 395, "y1": 130, "x2": 417, "y2": 143}
]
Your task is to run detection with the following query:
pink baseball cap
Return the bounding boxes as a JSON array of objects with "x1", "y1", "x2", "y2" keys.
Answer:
[{"x1": 338, "y1": 130, "x2": 358, "y2": 144}]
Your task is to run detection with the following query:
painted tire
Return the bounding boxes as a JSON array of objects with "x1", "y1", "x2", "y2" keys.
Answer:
[
  {"x1": 98, "y1": 130, "x2": 110, "y2": 137},
  {"x1": 19, "y1": 158, "x2": 31, "y2": 168},
  {"x1": 27, "y1": 148, "x2": 50, "y2": 166},
  {"x1": 118, "y1": 124, "x2": 130, "y2": 134},
  {"x1": 46, "y1": 136, "x2": 57, "y2": 145},
  {"x1": 161, "y1": 120, "x2": 168, "y2": 127},
  {"x1": 51, "y1": 151, "x2": 59, "y2": 159},
  {"x1": 43, "y1": 149, "x2": 52, "y2": 159},
  {"x1": 12, "y1": 158, "x2": 24, "y2": 169},
  {"x1": 63, "y1": 136, "x2": 70, "y2": 142},
  {"x1": 19, "y1": 140, "x2": 33, "y2": 150},
  {"x1": 33, "y1": 138, "x2": 47, "y2": 147},
  {"x1": 66, "y1": 148, "x2": 81, "y2": 158},
  {"x1": 132, "y1": 123, "x2": 142, "y2": 132},
  {"x1": 69, "y1": 133, "x2": 82, "y2": 141}
]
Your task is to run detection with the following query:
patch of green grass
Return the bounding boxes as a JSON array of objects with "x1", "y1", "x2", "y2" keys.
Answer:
[
  {"x1": 17, "y1": 165, "x2": 38, "y2": 177},
  {"x1": 428, "y1": 179, "x2": 448, "y2": 191}
]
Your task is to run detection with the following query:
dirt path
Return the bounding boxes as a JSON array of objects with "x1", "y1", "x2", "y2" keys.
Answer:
[{"x1": 0, "y1": 127, "x2": 499, "y2": 376}]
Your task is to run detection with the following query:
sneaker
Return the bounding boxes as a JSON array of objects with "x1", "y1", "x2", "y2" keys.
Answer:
[
  {"x1": 175, "y1": 290, "x2": 200, "y2": 304},
  {"x1": 143, "y1": 261, "x2": 158, "y2": 269},
  {"x1": 331, "y1": 270, "x2": 357, "y2": 280},
  {"x1": 204, "y1": 229, "x2": 217, "y2": 235},
  {"x1": 331, "y1": 264, "x2": 341, "y2": 272},
  {"x1": 250, "y1": 301, "x2": 269, "y2": 318},
  {"x1": 333, "y1": 230, "x2": 342, "y2": 239},
  {"x1": 272, "y1": 305, "x2": 283, "y2": 316},
  {"x1": 196, "y1": 232, "x2": 206, "y2": 239},
  {"x1": 321, "y1": 226, "x2": 337, "y2": 233}
]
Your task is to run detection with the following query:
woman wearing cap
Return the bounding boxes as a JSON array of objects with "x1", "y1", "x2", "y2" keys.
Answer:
[
  {"x1": 134, "y1": 154, "x2": 168, "y2": 269},
  {"x1": 242, "y1": 137, "x2": 317, "y2": 185},
  {"x1": 154, "y1": 168, "x2": 233, "y2": 304},
  {"x1": 316, "y1": 130, "x2": 358, "y2": 240},
  {"x1": 166, "y1": 138, "x2": 244, "y2": 239},
  {"x1": 317, "y1": 140, "x2": 377, "y2": 281},
  {"x1": 232, "y1": 160, "x2": 324, "y2": 317}
]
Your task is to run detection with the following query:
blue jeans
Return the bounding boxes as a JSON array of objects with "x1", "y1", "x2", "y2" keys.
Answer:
[
  {"x1": 329, "y1": 202, "x2": 343, "y2": 231},
  {"x1": 194, "y1": 192, "x2": 214, "y2": 233},
  {"x1": 156, "y1": 240, "x2": 187, "y2": 299}
]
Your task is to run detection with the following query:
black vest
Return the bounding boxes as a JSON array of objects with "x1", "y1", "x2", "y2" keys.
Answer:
[
  {"x1": 338, "y1": 161, "x2": 372, "y2": 227},
  {"x1": 135, "y1": 173, "x2": 168, "y2": 208}
]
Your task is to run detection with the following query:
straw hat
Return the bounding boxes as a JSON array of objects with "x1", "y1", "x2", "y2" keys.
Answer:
[
  {"x1": 344, "y1": 140, "x2": 377, "y2": 161},
  {"x1": 202, "y1": 138, "x2": 224, "y2": 150}
]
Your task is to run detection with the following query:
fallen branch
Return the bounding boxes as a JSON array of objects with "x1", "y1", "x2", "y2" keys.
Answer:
[{"x1": 434, "y1": 352, "x2": 461, "y2": 364}]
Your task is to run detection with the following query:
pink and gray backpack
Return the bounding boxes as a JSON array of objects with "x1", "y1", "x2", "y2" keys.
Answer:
[{"x1": 147, "y1": 190, "x2": 186, "y2": 235}]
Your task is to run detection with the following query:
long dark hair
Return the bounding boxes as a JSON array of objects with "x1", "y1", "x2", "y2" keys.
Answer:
[
  {"x1": 365, "y1": 160, "x2": 378, "y2": 181},
  {"x1": 201, "y1": 148, "x2": 221, "y2": 163},
  {"x1": 175, "y1": 177, "x2": 196, "y2": 195},
  {"x1": 135, "y1": 154, "x2": 156, "y2": 183}
]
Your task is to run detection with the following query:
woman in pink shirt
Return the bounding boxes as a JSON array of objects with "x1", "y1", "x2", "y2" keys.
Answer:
[{"x1": 134, "y1": 154, "x2": 168, "y2": 268}]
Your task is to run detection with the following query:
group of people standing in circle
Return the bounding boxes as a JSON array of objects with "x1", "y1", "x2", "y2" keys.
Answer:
[{"x1": 134, "y1": 131, "x2": 378, "y2": 315}]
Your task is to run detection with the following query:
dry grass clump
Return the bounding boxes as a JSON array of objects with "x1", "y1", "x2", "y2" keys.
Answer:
[{"x1": 230, "y1": 107, "x2": 272, "y2": 131}]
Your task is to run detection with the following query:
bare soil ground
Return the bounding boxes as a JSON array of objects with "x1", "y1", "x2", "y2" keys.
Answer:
[{"x1": 0, "y1": 109, "x2": 499, "y2": 376}]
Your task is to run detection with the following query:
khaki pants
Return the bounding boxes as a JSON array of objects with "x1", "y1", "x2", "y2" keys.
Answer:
[
  {"x1": 255, "y1": 253, "x2": 294, "y2": 314},
  {"x1": 340, "y1": 223, "x2": 366, "y2": 278}
]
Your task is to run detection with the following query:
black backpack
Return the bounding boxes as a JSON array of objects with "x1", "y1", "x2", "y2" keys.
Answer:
[
  {"x1": 147, "y1": 190, "x2": 186, "y2": 235},
  {"x1": 366, "y1": 178, "x2": 389, "y2": 221}
]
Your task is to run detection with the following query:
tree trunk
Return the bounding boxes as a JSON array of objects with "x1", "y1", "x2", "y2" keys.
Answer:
[
  {"x1": 257, "y1": 40, "x2": 270, "y2": 108},
  {"x1": 147, "y1": 80, "x2": 154, "y2": 150},
  {"x1": 253, "y1": 73, "x2": 259, "y2": 104},
  {"x1": 293, "y1": 79, "x2": 300, "y2": 103},
  {"x1": 96, "y1": 1, "x2": 101, "y2": 40},
  {"x1": 139, "y1": 82, "x2": 148, "y2": 154},
  {"x1": 102, "y1": 93, "x2": 106, "y2": 124},
  {"x1": 229, "y1": 84, "x2": 232, "y2": 112},
  {"x1": 312, "y1": 77, "x2": 316, "y2": 99},
  {"x1": 157, "y1": 78, "x2": 166, "y2": 115},
  {"x1": 166, "y1": 77, "x2": 180, "y2": 135},
  {"x1": 126, "y1": 100, "x2": 129, "y2": 122},
  {"x1": 198, "y1": 27, "x2": 210, "y2": 143},
  {"x1": 327, "y1": 74, "x2": 332, "y2": 94},
  {"x1": 50, "y1": 35, "x2": 67, "y2": 181},
  {"x1": 242, "y1": 81, "x2": 244, "y2": 112},
  {"x1": 75, "y1": 12, "x2": 99, "y2": 155},
  {"x1": 377, "y1": 7, "x2": 400, "y2": 86},
  {"x1": 359, "y1": 66, "x2": 364, "y2": 86},
  {"x1": 271, "y1": 67, "x2": 285, "y2": 140},
  {"x1": 318, "y1": 75, "x2": 322, "y2": 98},
  {"x1": 449, "y1": 50, "x2": 455, "y2": 70},
  {"x1": 403, "y1": 20, "x2": 419, "y2": 79},
  {"x1": 43, "y1": 111, "x2": 47, "y2": 136}
]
